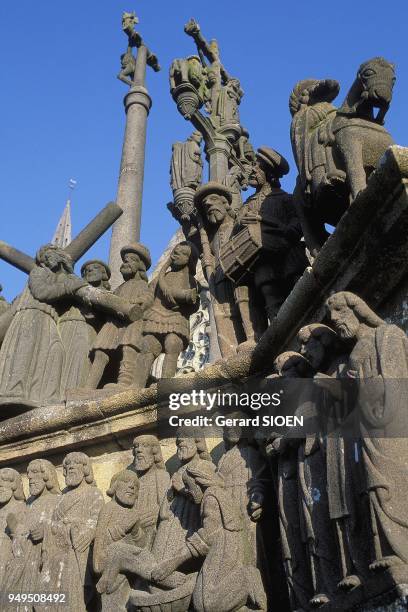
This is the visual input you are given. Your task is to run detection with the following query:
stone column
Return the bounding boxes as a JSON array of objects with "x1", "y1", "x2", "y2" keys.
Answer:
[
  {"x1": 206, "y1": 136, "x2": 232, "y2": 183},
  {"x1": 109, "y1": 46, "x2": 152, "y2": 288}
]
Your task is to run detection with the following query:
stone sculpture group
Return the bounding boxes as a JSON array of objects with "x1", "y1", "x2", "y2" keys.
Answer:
[{"x1": 0, "y1": 9, "x2": 407, "y2": 612}]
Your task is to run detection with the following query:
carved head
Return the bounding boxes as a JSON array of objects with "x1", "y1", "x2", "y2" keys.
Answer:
[
  {"x1": 170, "y1": 241, "x2": 199, "y2": 276},
  {"x1": 222, "y1": 411, "x2": 248, "y2": 448},
  {"x1": 176, "y1": 431, "x2": 211, "y2": 464},
  {"x1": 297, "y1": 324, "x2": 338, "y2": 370},
  {"x1": 194, "y1": 182, "x2": 233, "y2": 226},
  {"x1": 122, "y1": 11, "x2": 138, "y2": 32},
  {"x1": 63, "y1": 452, "x2": 96, "y2": 489},
  {"x1": 27, "y1": 459, "x2": 61, "y2": 498},
  {"x1": 0, "y1": 468, "x2": 25, "y2": 504},
  {"x1": 343, "y1": 57, "x2": 396, "y2": 123},
  {"x1": 132, "y1": 434, "x2": 165, "y2": 472},
  {"x1": 81, "y1": 260, "x2": 111, "y2": 289},
  {"x1": 107, "y1": 470, "x2": 139, "y2": 508},
  {"x1": 36, "y1": 244, "x2": 73, "y2": 274},
  {"x1": 120, "y1": 243, "x2": 151, "y2": 281},
  {"x1": 273, "y1": 351, "x2": 311, "y2": 378},
  {"x1": 250, "y1": 147, "x2": 290, "y2": 188},
  {"x1": 326, "y1": 292, "x2": 383, "y2": 340}
]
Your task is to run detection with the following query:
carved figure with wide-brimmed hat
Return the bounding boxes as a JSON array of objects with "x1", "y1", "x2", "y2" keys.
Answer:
[
  {"x1": 227, "y1": 146, "x2": 308, "y2": 325},
  {"x1": 193, "y1": 181, "x2": 256, "y2": 357},
  {"x1": 85, "y1": 242, "x2": 154, "y2": 389}
]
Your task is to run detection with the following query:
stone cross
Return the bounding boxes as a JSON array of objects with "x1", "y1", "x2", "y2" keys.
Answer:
[
  {"x1": 0, "y1": 202, "x2": 122, "y2": 274},
  {"x1": 108, "y1": 11, "x2": 160, "y2": 288}
]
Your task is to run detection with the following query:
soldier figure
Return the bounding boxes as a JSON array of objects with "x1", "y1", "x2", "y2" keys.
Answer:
[
  {"x1": 86, "y1": 243, "x2": 153, "y2": 389},
  {"x1": 231, "y1": 147, "x2": 308, "y2": 324}
]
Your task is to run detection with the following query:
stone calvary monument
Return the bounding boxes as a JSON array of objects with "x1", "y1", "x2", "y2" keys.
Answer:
[{"x1": 0, "y1": 9, "x2": 407, "y2": 612}]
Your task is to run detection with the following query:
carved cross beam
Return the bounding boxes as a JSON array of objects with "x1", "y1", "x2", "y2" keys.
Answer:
[{"x1": 0, "y1": 202, "x2": 122, "y2": 275}]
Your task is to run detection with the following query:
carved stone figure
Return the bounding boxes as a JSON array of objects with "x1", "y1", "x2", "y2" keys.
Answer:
[
  {"x1": 326, "y1": 291, "x2": 408, "y2": 573},
  {"x1": 298, "y1": 323, "x2": 369, "y2": 593},
  {"x1": 267, "y1": 352, "x2": 314, "y2": 610},
  {"x1": 217, "y1": 416, "x2": 271, "y2": 592},
  {"x1": 94, "y1": 470, "x2": 145, "y2": 611},
  {"x1": 39, "y1": 452, "x2": 104, "y2": 612},
  {"x1": 170, "y1": 132, "x2": 203, "y2": 192},
  {"x1": 130, "y1": 434, "x2": 170, "y2": 548},
  {"x1": 194, "y1": 182, "x2": 258, "y2": 355},
  {"x1": 0, "y1": 468, "x2": 26, "y2": 588},
  {"x1": 290, "y1": 58, "x2": 395, "y2": 254},
  {"x1": 143, "y1": 460, "x2": 267, "y2": 612},
  {"x1": 3, "y1": 460, "x2": 61, "y2": 605},
  {"x1": 137, "y1": 242, "x2": 199, "y2": 385},
  {"x1": 0, "y1": 245, "x2": 87, "y2": 408},
  {"x1": 86, "y1": 243, "x2": 153, "y2": 389},
  {"x1": 226, "y1": 147, "x2": 308, "y2": 324},
  {"x1": 59, "y1": 259, "x2": 111, "y2": 391},
  {"x1": 96, "y1": 434, "x2": 212, "y2": 601},
  {"x1": 169, "y1": 133, "x2": 204, "y2": 236}
]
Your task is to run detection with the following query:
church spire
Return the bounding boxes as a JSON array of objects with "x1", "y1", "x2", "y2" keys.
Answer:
[{"x1": 52, "y1": 179, "x2": 76, "y2": 248}]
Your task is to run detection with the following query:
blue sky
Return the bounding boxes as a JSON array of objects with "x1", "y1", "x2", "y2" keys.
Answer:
[{"x1": 0, "y1": 0, "x2": 407, "y2": 300}]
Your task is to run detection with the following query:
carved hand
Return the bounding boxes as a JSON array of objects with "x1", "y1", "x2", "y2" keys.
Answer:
[
  {"x1": 240, "y1": 212, "x2": 262, "y2": 225},
  {"x1": 30, "y1": 523, "x2": 44, "y2": 542},
  {"x1": 151, "y1": 555, "x2": 184, "y2": 583},
  {"x1": 139, "y1": 510, "x2": 157, "y2": 529},
  {"x1": 249, "y1": 491, "x2": 264, "y2": 522},
  {"x1": 184, "y1": 18, "x2": 200, "y2": 36}
]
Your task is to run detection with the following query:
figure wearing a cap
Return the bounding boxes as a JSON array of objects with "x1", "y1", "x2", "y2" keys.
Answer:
[
  {"x1": 86, "y1": 243, "x2": 153, "y2": 389},
  {"x1": 234, "y1": 146, "x2": 308, "y2": 323},
  {"x1": 194, "y1": 182, "x2": 254, "y2": 356},
  {"x1": 59, "y1": 259, "x2": 112, "y2": 390}
]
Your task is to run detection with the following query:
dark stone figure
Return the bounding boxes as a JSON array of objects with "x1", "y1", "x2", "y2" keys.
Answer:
[
  {"x1": 3, "y1": 460, "x2": 61, "y2": 607},
  {"x1": 86, "y1": 243, "x2": 153, "y2": 389},
  {"x1": 144, "y1": 461, "x2": 267, "y2": 612},
  {"x1": 326, "y1": 292, "x2": 408, "y2": 573},
  {"x1": 130, "y1": 434, "x2": 170, "y2": 548},
  {"x1": 39, "y1": 452, "x2": 104, "y2": 612},
  {"x1": 290, "y1": 58, "x2": 395, "y2": 254},
  {"x1": 267, "y1": 352, "x2": 315, "y2": 610},
  {"x1": 298, "y1": 323, "x2": 369, "y2": 593},
  {"x1": 138, "y1": 241, "x2": 200, "y2": 385},
  {"x1": 227, "y1": 147, "x2": 308, "y2": 323}
]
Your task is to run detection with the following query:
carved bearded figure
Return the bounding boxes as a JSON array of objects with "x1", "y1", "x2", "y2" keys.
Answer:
[
  {"x1": 0, "y1": 468, "x2": 27, "y2": 588},
  {"x1": 326, "y1": 291, "x2": 408, "y2": 572},
  {"x1": 130, "y1": 434, "x2": 170, "y2": 548},
  {"x1": 2, "y1": 460, "x2": 61, "y2": 609},
  {"x1": 0, "y1": 245, "x2": 87, "y2": 407},
  {"x1": 147, "y1": 461, "x2": 267, "y2": 612},
  {"x1": 94, "y1": 470, "x2": 145, "y2": 611},
  {"x1": 39, "y1": 452, "x2": 104, "y2": 612}
]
